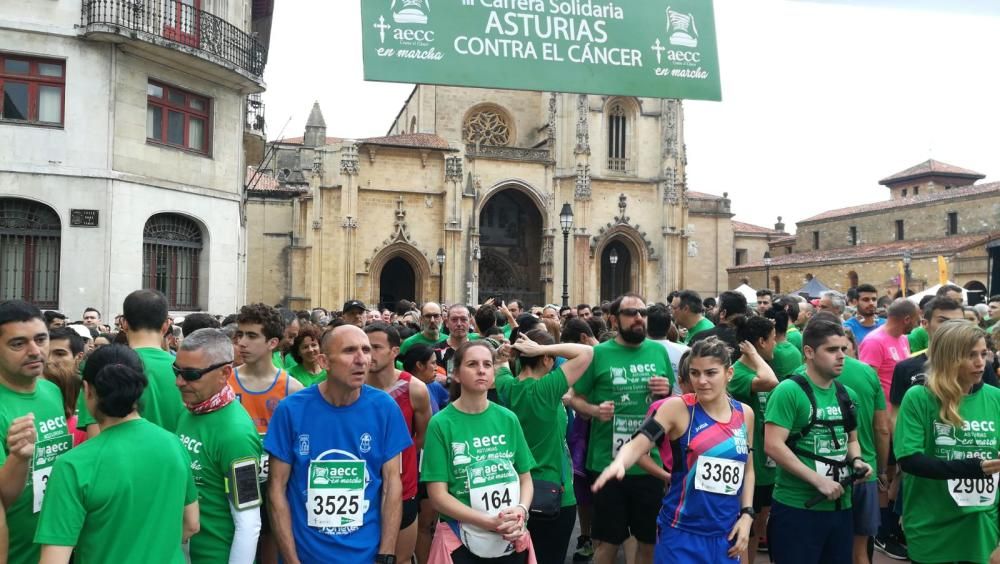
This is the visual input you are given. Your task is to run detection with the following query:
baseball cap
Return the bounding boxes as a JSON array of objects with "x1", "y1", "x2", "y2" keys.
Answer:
[
  {"x1": 68, "y1": 325, "x2": 94, "y2": 340},
  {"x1": 342, "y1": 300, "x2": 367, "y2": 313}
]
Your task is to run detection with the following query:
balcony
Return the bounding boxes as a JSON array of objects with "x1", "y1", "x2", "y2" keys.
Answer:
[
  {"x1": 246, "y1": 92, "x2": 265, "y2": 135},
  {"x1": 607, "y1": 157, "x2": 633, "y2": 176},
  {"x1": 82, "y1": 0, "x2": 267, "y2": 91}
]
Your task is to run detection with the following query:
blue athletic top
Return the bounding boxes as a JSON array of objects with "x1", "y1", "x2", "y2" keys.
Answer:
[{"x1": 659, "y1": 394, "x2": 749, "y2": 536}]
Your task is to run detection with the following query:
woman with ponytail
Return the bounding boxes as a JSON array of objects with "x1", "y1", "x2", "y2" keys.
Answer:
[
  {"x1": 895, "y1": 320, "x2": 1000, "y2": 564},
  {"x1": 35, "y1": 345, "x2": 200, "y2": 564}
]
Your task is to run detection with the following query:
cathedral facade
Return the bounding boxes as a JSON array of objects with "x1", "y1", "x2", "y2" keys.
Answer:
[{"x1": 247, "y1": 86, "x2": 738, "y2": 310}]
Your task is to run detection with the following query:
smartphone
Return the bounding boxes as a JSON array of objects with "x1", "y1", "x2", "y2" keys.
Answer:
[{"x1": 230, "y1": 458, "x2": 263, "y2": 510}]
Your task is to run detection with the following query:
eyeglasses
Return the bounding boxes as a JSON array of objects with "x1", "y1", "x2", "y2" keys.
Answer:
[
  {"x1": 619, "y1": 308, "x2": 648, "y2": 317},
  {"x1": 422, "y1": 313, "x2": 442, "y2": 319},
  {"x1": 172, "y1": 361, "x2": 231, "y2": 382}
]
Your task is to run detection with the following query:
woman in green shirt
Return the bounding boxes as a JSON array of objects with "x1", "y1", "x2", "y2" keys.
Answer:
[
  {"x1": 35, "y1": 345, "x2": 199, "y2": 564},
  {"x1": 286, "y1": 326, "x2": 326, "y2": 386},
  {"x1": 422, "y1": 341, "x2": 537, "y2": 563},
  {"x1": 497, "y1": 329, "x2": 593, "y2": 564},
  {"x1": 895, "y1": 320, "x2": 1000, "y2": 564}
]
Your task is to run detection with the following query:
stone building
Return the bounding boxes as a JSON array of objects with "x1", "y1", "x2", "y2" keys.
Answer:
[
  {"x1": 1, "y1": 0, "x2": 273, "y2": 317},
  {"x1": 247, "y1": 86, "x2": 748, "y2": 310},
  {"x1": 728, "y1": 160, "x2": 1000, "y2": 304}
]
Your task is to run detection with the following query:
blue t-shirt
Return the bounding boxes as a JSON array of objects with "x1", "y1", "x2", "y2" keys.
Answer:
[
  {"x1": 427, "y1": 381, "x2": 449, "y2": 413},
  {"x1": 844, "y1": 316, "x2": 885, "y2": 344},
  {"x1": 264, "y1": 385, "x2": 412, "y2": 563}
]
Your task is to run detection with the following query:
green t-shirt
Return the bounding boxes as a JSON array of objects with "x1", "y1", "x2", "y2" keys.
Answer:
[
  {"x1": 421, "y1": 403, "x2": 535, "y2": 522},
  {"x1": 34, "y1": 419, "x2": 197, "y2": 563},
  {"x1": 771, "y1": 341, "x2": 803, "y2": 381},
  {"x1": 176, "y1": 401, "x2": 262, "y2": 563},
  {"x1": 894, "y1": 384, "x2": 1000, "y2": 563},
  {"x1": 573, "y1": 339, "x2": 674, "y2": 474},
  {"x1": 399, "y1": 331, "x2": 442, "y2": 356},
  {"x1": 907, "y1": 326, "x2": 929, "y2": 355},
  {"x1": 0, "y1": 379, "x2": 73, "y2": 564},
  {"x1": 826, "y1": 358, "x2": 885, "y2": 483},
  {"x1": 765, "y1": 375, "x2": 860, "y2": 511},
  {"x1": 729, "y1": 360, "x2": 774, "y2": 486},
  {"x1": 786, "y1": 327, "x2": 803, "y2": 353},
  {"x1": 287, "y1": 364, "x2": 326, "y2": 387},
  {"x1": 495, "y1": 366, "x2": 576, "y2": 507},
  {"x1": 77, "y1": 347, "x2": 185, "y2": 432},
  {"x1": 683, "y1": 317, "x2": 715, "y2": 344},
  {"x1": 273, "y1": 350, "x2": 299, "y2": 371}
]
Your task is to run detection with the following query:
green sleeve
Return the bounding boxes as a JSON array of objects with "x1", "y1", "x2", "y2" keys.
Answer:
[
  {"x1": 894, "y1": 387, "x2": 929, "y2": 460},
  {"x1": 34, "y1": 458, "x2": 85, "y2": 547},
  {"x1": 494, "y1": 367, "x2": 515, "y2": 406},
  {"x1": 871, "y1": 368, "x2": 887, "y2": 411},
  {"x1": 728, "y1": 363, "x2": 754, "y2": 403},
  {"x1": 184, "y1": 454, "x2": 198, "y2": 505},
  {"x1": 572, "y1": 357, "x2": 596, "y2": 397},
  {"x1": 764, "y1": 381, "x2": 805, "y2": 431},
  {"x1": 534, "y1": 368, "x2": 570, "y2": 407},
  {"x1": 76, "y1": 392, "x2": 95, "y2": 428},
  {"x1": 420, "y1": 418, "x2": 449, "y2": 483},
  {"x1": 509, "y1": 417, "x2": 536, "y2": 474}
]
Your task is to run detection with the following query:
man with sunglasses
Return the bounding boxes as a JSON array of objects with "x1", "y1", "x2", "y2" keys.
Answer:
[
  {"x1": 398, "y1": 302, "x2": 443, "y2": 358},
  {"x1": 569, "y1": 293, "x2": 673, "y2": 564},
  {"x1": 175, "y1": 329, "x2": 263, "y2": 564},
  {"x1": 77, "y1": 289, "x2": 185, "y2": 437}
]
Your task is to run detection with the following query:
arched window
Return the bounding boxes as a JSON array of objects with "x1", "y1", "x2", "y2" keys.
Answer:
[
  {"x1": 607, "y1": 101, "x2": 628, "y2": 172},
  {"x1": 409, "y1": 116, "x2": 417, "y2": 134},
  {"x1": 143, "y1": 213, "x2": 203, "y2": 310},
  {"x1": 0, "y1": 198, "x2": 60, "y2": 307}
]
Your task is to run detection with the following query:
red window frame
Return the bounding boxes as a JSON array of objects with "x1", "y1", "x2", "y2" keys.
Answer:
[
  {"x1": 0, "y1": 54, "x2": 65, "y2": 126},
  {"x1": 163, "y1": 0, "x2": 202, "y2": 48},
  {"x1": 147, "y1": 80, "x2": 211, "y2": 155}
]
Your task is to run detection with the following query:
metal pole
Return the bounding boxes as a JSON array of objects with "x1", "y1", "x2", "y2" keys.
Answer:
[
  {"x1": 561, "y1": 230, "x2": 570, "y2": 307},
  {"x1": 438, "y1": 263, "x2": 444, "y2": 303}
]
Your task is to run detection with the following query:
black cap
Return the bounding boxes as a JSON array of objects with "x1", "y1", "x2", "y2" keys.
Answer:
[{"x1": 343, "y1": 300, "x2": 367, "y2": 313}]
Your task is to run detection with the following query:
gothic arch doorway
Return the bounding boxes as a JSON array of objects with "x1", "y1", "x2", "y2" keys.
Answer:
[
  {"x1": 479, "y1": 188, "x2": 543, "y2": 306},
  {"x1": 379, "y1": 257, "x2": 416, "y2": 311},
  {"x1": 600, "y1": 239, "x2": 632, "y2": 302},
  {"x1": 964, "y1": 280, "x2": 987, "y2": 306}
]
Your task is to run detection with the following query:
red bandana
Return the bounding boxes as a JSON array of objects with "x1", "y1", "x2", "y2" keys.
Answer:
[{"x1": 187, "y1": 384, "x2": 236, "y2": 415}]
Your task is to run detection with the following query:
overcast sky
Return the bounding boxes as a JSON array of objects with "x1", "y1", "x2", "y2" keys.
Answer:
[{"x1": 262, "y1": 0, "x2": 1000, "y2": 234}]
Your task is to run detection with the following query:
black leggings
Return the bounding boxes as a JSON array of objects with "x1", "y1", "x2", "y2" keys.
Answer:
[
  {"x1": 526, "y1": 504, "x2": 577, "y2": 564},
  {"x1": 449, "y1": 545, "x2": 529, "y2": 564}
]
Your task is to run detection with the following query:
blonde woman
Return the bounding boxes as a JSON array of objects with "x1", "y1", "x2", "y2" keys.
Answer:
[{"x1": 895, "y1": 320, "x2": 1000, "y2": 564}]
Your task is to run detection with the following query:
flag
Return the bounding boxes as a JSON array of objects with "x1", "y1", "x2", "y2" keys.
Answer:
[
  {"x1": 938, "y1": 256, "x2": 948, "y2": 286},
  {"x1": 899, "y1": 261, "x2": 907, "y2": 296}
]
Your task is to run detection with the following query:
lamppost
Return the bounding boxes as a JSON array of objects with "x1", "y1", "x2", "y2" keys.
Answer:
[
  {"x1": 763, "y1": 251, "x2": 772, "y2": 290},
  {"x1": 903, "y1": 250, "x2": 912, "y2": 296},
  {"x1": 436, "y1": 247, "x2": 446, "y2": 304},
  {"x1": 559, "y1": 203, "x2": 574, "y2": 307},
  {"x1": 609, "y1": 247, "x2": 619, "y2": 300}
]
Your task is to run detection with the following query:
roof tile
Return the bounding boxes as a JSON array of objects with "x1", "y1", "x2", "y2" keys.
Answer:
[
  {"x1": 879, "y1": 159, "x2": 985, "y2": 185},
  {"x1": 799, "y1": 181, "x2": 1000, "y2": 223},
  {"x1": 732, "y1": 220, "x2": 784, "y2": 235}
]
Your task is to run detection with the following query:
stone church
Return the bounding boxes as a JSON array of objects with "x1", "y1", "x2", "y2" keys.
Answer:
[{"x1": 246, "y1": 86, "x2": 749, "y2": 310}]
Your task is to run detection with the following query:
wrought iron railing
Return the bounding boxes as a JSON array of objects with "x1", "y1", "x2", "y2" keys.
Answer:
[
  {"x1": 247, "y1": 92, "x2": 265, "y2": 134},
  {"x1": 607, "y1": 157, "x2": 631, "y2": 174},
  {"x1": 82, "y1": 0, "x2": 267, "y2": 78}
]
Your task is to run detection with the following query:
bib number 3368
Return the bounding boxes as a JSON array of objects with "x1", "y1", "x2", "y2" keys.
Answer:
[{"x1": 694, "y1": 456, "x2": 744, "y2": 495}]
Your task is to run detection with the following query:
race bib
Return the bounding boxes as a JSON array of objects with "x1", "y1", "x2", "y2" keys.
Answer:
[
  {"x1": 259, "y1": 453, "x2": 270, "y2": 482},
  {"x1": 815, "y1": 454, "x2": 845, "y2": 481},
  {"x1": 765, "y1": 456, "x2": 777, "y2": 469},
  {"x1": 694, "y1": 456, "x2": 745, "y2": 495},
  {"x1": 32, "y1": 435, "x2": 72, "y2": 513},
  {"x1": 464, "y1": 458, "x2": 519, "y2": 558},
  {"x1": 307, "y1": 460, "x2": 366, "y2": 528},
  {"x1": 612, "y1": 415, "x2": 643, "y2": 458},
  {"x1": 947, "y1": 475, "x2": 999, "y2": 507}
]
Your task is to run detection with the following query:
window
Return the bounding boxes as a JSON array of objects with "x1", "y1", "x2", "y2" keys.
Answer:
[
  {"x1": 849, "y1": 226, "x2": 858, "y2": 246},
  {"x1": 902, "y1": 188, "x2": 908, "y2": 198},
  {"x1": 462, "y1": 105, "x2": 511, "y2": 146},
  {"x1": 143, "y1": 214, "x2": 203, "y2": 309},
  {"x1": 895, "y1": 219, "x2": 905, "y2": 241},
  {"x1": 0, "y1": 54, "x2": 64, "y2": 125},
  {"x1": 607, "y1": 102, "x2": 628, "y2": 172},
  {"x1": 945, "y1": 185, "x2": 952, "y2": 190},
  {"x1": 734, "y1": 249, "x2": 747, "y2": 266},
  {"x1": 913, "y1": 186, "x2": 919, "y2": 196},
  {"x1": 147, "y1": 81, "x2": 210, "y2": 153},
  {"x1": 812, "y1": 231, "x2": 820, "y2": 250},
  {"x1": 0, "y1": 198, "x2": 60, "y2": 308},
  {"x1": 947, "y1": 212, "x2": 958, "y2": 235}
]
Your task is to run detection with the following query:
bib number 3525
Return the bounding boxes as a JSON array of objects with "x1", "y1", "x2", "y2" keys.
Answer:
[{"x1": 307, "y1": 460, "x2": 366, "y2": 528}]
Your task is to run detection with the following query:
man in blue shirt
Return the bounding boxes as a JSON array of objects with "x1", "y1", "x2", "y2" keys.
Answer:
[
  {"x1": 843, "y1": 284, "x2": 884, "y2": 344},
  {"x1": 265, "y1": 325, "x2": 411, "y2": 563}
]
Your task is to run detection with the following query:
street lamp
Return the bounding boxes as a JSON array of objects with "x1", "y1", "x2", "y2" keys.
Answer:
[
  {"x1": 609, "y1": 247, "x2": 619, "y2": 300},
  {"x1": 436, "y1": 247, "x2": 446, "y2": 303},
  {"x1": 559, "y1": 203, "x2": 574, "y2": 307},
  {"x1": 763, "y1": 251, "x2": 772, "y2": 290},
  {"x1": 903, "y1": 250, "x2": 912, "y2": 295}
]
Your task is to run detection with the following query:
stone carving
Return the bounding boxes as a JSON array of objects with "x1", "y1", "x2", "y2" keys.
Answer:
[
  {"x1": 342, "y1": 216, "x2": 358, "y2": 229},
  {"x1": 465, "y1": 145, "x2": 552, "y2": 163},
  {"x1": 463, "y1": 108, "x2": 511, "y2": 146},
  {"x1": 547, "y1": 93, "x2": 557, "y2": 147},
  {"x1": 663, "y1": 167, "x2": 678, "y2": 203},
  {"x1": 688, "y1": 240, "x2": 699, "y2": 257},
  {"x1": 575, "y1": 164, "x2": 591, "y2": 200},
  {"x1": 663, "y1": 99, "x2": 679, "y2": 158},
  {"x1": 589, "y1": 194, "x2": 656, "y2": 258},
  {"x1": 340, "y1": 144, "x2": 359, "y2": 176},
  {"x1": 445, "y1": 156, "x2": 463, "y2": 182},
  {"x1": 574, "y1": 94, "x2": 590, "y2": 155},
  {"x1": 363, "y1": 198, "x2": 433, "y2": 272}
]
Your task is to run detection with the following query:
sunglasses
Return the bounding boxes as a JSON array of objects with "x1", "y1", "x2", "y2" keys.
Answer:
[
  {"x1": 172, "y1": 361, "x2": 231, "y2": 382},
  {"x1": 619, "y1": 308, "x2": 648, "y2": 317}
]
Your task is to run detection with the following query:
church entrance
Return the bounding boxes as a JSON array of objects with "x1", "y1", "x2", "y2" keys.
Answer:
[
  {"x1": 378, "y1": 256, "x2": 416, "y2": 311},
  {"x1": 478, "y1": 189, "x2": 544, "y2": 307},
  {"x1": 600, "y1": 239, "x2": 632, "y2": 303}
]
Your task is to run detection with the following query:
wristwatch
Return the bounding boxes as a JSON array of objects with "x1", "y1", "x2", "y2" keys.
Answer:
[
  {"x1": 739, "y1": 506, "x2": 756, "y2": 519},
  {"x1": 375, "y1": 555, "x2": 396, "y2": 564}
]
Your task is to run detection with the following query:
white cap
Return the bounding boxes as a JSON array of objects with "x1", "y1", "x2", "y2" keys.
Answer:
[{"x1": 68, "y1": 325, "x2": 93, "y2": 340}]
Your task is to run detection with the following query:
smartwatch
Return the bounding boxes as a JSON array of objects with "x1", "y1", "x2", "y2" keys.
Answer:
[
  {"x1": 739, "y1": 506, "x2": 756, "y2": 519},
  {"x1": 375, "y1": 555, "x2": 396, "y2": 564}
]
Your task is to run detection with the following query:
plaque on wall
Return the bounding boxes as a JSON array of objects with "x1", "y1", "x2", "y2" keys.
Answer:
[{"x1": 70, "y1": 209, "x2": 99, "y2": 227}]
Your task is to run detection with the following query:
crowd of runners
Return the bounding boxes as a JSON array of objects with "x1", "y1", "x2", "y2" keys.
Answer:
[{"x1": 1, "y1": 285, "x2": 999, "y2": 563}]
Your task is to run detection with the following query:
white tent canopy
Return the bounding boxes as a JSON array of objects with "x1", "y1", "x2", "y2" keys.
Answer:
[
  {"x1": 733, "y1": 283, "x2": 758, "y2": 304},
  {"x1": 907, "y1": 282, "x2": 968, "y2": 304}
]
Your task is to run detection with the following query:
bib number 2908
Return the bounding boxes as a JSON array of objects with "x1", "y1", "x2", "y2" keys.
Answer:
[{"x1": 948, "y1": 475, "x2": 998, "y2": 507}]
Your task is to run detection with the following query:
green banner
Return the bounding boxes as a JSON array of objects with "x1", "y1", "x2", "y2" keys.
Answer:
[{"x1": 361, "y1": 0, "x2": 721, "y2": 101}]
